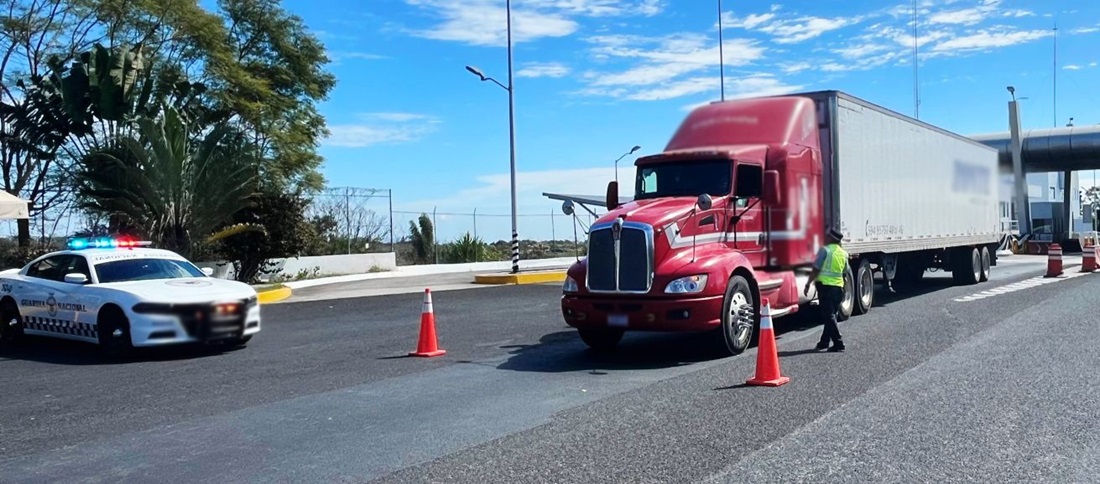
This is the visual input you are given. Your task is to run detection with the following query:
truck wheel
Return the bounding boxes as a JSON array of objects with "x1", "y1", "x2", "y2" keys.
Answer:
[
  {"x1": 952, "y1": 247, "x2": 981, "y2": 285},
  {"x1": 577, "y1": 328, "x2": 623, "y2": 353},
  {"x1": 838, "y1": 264, "x2": 855, "y2": 321},
  {"x1": 720, "y1": 275, "x2": 756, "y2": 355},
  {"x1": 853, "y1": 258, "x2": 874, "y2": 315},
  {"x1": 979, "y1": 246, "x2": 991, "y2": 282},
  {"x1": 0, "y1": 298, "x2": 24, "y2": 346}
]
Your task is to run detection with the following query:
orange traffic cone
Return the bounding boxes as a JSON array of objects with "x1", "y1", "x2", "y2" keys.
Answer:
[
  {"x1": 409, "y1": 289, "x2": 446, "y2": 357},
  {"x1": 746, "y1": 298, "x2": 790, "y2": 387}
]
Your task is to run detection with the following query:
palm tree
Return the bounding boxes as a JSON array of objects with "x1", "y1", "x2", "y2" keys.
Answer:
[{"x1": 76, "y1": 104, "x2": 258, "y2": 257}]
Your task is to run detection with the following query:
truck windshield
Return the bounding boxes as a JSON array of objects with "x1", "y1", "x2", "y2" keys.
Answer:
[{"x1": 634, "y1": 159, "x2": 732, "y2": 200}]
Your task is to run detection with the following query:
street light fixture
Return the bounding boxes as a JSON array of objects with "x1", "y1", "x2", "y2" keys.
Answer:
[
  {"x1": 614, "y1": 145, "x2": 641, "y2": 184},
  {"x1": 464, "y1": 0, "x2": 519, "y2": 274}
]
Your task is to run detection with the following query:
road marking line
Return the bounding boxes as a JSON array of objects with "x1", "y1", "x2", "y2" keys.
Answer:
[{"x1": 953, "y1": 271, "x2": 1094, "y2": 302}]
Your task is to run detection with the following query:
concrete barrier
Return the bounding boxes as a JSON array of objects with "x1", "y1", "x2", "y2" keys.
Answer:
[
  {"x1": 195, "y1": 253, "x2": 399, "y2": 282},
  {"x1": 284, "y1": 257, "x2": 581, "y2": 290}
]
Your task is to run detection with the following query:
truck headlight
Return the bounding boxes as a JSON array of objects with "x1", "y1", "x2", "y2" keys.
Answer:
[
  {"x1": 665, "y1": 275, "x2": 708, "y2": 294},
  {"x1": 563, "y1": 276, "x2": 579, "y2": 293}
]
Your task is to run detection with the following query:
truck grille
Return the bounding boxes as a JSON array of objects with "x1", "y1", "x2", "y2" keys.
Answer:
[{"x1": 586, "y1": 221, "x2": 654, "y2": 293}]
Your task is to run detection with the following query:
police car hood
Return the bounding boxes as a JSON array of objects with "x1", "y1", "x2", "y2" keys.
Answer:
[{"x1": 98, "y1": 277, "x2": 255, "y2": 302}]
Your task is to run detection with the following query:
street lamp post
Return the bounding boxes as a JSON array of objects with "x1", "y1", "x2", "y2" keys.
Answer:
[
  {"x1": 613, "y1": 145, "x2": 641, "y2": 184},
  {"x1": 465, "y1": 0, "x2": 520, "y2": 274}
]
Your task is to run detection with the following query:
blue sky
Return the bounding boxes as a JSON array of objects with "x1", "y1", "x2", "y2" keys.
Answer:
[{"x1": 282, "y1": 0, "x2": 1100, "y2": 243}]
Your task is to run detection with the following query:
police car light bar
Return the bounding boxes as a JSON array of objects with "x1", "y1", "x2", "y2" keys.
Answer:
[{"x1": 67, "y1": 237, "x2": 153, "y2": 250}]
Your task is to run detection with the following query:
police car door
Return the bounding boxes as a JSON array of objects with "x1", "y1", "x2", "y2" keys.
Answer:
[{"x1": 19, "y1": 254, "x2": 88, "y2": 341}]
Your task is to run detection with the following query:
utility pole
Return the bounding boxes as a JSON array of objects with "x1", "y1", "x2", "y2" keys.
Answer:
[{"x1": 717, "y1": 0, "x2": 725, "y2": 101}]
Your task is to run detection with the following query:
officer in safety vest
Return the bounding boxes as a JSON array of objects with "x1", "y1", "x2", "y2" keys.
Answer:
[{"x1": 803, "y1": 228, "x2": 847, "y2": 352}]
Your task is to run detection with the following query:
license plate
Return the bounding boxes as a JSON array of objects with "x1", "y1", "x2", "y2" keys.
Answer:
[{"x1": 608, "y1": 314, "x2": 628, "y2": 327}]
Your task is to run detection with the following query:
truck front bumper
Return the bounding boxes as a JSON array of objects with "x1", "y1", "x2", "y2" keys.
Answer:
[{"x1": 561, "y1": 294, "x2": 725, "y2": 331}]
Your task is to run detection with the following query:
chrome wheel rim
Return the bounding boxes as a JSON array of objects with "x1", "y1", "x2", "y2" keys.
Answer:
[
  {"x1": 859, "y1": 266, "x2": 873, "y2": 306},
  {"x1": 729, "y1": 292, "x2": 753, "y2": 346}
]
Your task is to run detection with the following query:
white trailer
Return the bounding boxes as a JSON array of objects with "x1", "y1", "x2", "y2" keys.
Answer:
[{"x1": 801, "y1": 91, "x2": 1003, "y2": 316}]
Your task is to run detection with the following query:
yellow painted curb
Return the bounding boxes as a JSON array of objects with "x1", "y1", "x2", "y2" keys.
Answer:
[
  {"x1": 257, "y1": 286, "x2": 293, "y2": 304},
  {"x1": 473, "y1": 270, "x2": 567, "y2": 285}
]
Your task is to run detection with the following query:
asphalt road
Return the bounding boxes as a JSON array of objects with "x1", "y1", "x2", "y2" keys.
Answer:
[{"x1": 0, "y1": 257, "x2": 1097, "y2": 483}]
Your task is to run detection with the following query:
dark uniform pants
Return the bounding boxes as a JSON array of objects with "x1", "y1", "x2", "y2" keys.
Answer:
[{"x1": 816, "y1": 283, "x2": 844, "y2": 344}]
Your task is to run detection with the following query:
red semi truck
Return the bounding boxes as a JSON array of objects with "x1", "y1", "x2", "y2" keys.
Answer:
[{"x1": 559, "y1": 90, "x2": 1003, "y2": 355}]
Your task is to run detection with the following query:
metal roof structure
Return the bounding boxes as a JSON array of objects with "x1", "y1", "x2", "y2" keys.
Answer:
[{"x1": 969, "y1": 125, "x2": 1100, "y2": 172}]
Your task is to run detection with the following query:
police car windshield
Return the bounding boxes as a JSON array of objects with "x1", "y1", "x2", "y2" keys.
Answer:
[{"x1": 95, "y1": 258, "x2": 206, "y2": 283}]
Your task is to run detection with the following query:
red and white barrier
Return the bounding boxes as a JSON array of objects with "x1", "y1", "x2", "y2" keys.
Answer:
[{"x1": 1045, "y1": 244, "x2": 1063, "y2": 278}]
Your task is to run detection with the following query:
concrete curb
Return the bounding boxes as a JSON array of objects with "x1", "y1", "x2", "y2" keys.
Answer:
[
  {"x1": 473, "y1": 270, "x2": 567, "y2": 285},
  {"x1": 257, "y1": 286, "x2": 293, "y2": 304}
]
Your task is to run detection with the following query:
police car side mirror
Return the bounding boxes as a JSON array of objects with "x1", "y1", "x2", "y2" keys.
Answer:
[
  {"x1": 64, "y1": 273, "x2": 88, "y2": 284},
  {"x1": 201, "y1": 267, "x2": 214, "y2": 276}
]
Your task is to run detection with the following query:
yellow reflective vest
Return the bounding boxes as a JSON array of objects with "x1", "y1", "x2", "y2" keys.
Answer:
[{"x1": 817, "y1": 243, "x2": 848, "y2": 287}]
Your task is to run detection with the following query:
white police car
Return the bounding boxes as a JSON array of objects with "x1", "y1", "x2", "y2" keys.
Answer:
[{"x1": 0, "y1": 237, "x2": 260, "y2": 354}]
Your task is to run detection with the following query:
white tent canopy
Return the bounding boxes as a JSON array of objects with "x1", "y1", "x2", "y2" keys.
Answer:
[{"x1": 0, "y1": 191, "x2": 29, "y2": 219}]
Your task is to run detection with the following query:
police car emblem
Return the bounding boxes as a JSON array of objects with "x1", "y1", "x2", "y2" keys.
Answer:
[{"x1": 46, "y1": 294, "x2": 57, "y2": 317}]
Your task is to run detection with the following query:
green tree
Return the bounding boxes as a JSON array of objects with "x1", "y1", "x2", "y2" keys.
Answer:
[
  {"x1": 216, "y1": 189, "x2": 318, "y2": 283},
  {"x1": 408, "y1": 213, "x2": 434, "y2": 264},
  {"x1": 75, "y1": 104, "x2": 257, "y2": 257},
  {"x1": 208, "y1": 0, "x2": 337, "y2": 192},
  {"x1": 443, "y1": 232, "x2": 493, "y2": 263}
]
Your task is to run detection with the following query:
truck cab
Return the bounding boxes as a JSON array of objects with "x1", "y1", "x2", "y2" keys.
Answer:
[
  {"x1": 560, "y1": 91, "x2": 1002, "y2": 355},
  {"x1": 561, "y1": 95, "x2": 825, "y2": 355}
]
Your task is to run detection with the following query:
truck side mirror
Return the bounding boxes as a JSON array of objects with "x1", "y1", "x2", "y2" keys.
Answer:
[
  {"x1": 606, "y1": 181, "x2": 620, "y2": 210},
  {"x1": 763, "y1": 170, "x2": 781, "y2": 206},
  {"x1": 562, "y1": 199, "x2": 575, "y2": 216},
  {"x1": 697, "y1": 193, "x2": 712, "y2": 211}
]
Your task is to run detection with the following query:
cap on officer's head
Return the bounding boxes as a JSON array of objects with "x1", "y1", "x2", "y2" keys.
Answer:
[{"x1": 828, "y1": 228, "x2": 844, "y2": 242}]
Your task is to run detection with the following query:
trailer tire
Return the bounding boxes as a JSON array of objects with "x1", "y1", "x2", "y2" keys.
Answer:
[
  {"x1": 578, "y1": 328, "x2": 624, "y2": 353},
  {"x1": 838, "y1": 264, "x2": 854, "y2": 322},
  {"x1": 720, "y1": 275, "x2": 757, "y2": 355},
  {"x1": 979, "y1": 246, "x2": 991, "y2": 282},
  {"x1": 952, "y1": 247, "x2": 981, "y2": 285},
  {"x1": 853, "y1": 258, "x2": 874, "y2": 315}
]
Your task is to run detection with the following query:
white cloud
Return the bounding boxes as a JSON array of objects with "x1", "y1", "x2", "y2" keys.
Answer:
[
  {"x1": 833, "y1": 42, "x2": 893, "y2": 60},
  {"x1": 780, "y1": 62, "x2": 812, "y2": 74},
  {"x1": 331, "y1": 52, "x2": 388, "y2": 61},
  {"x1": 722, "y1": 7, "x2": 859, "y2": 44},
  {"x1": 1063, "y1": 64, "x2": 1082, "y2": 70},
  {"x1": 930, "y1": 28, "x2": 1053, "y2": 53},
  {"x1": 1074, "y1": 25, "x2": 1100, "y2": 34},
  {"x1": 761, "y1": 16, "x2": 857, "y2": 43},
  {"x1": 576, "y1": 33, "x2": 768, "y2": 101},
  {"x1": 324, "y1": 113, "x2": 442, "y2": 148},
  {"x1": 402, "y1": 0, "x2": 665, "y2": 47},
  {"x1": 517, "y1": 61, "x2": 571, "y2": 78},
  {"x1": 680, "y1": 75, "x2": 806, "y2": 111},
  {"x1": 522, "y1": 0, "x2": 665, "y2": 17}
]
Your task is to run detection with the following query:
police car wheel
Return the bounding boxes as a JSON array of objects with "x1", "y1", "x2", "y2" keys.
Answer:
[
  {"x1": 227, "y1": 335, "x2": 252, "y2": 346},
  {"x1": 97, "y1": 307, "x2": 133, "y2": 356},
  {"x1": 0, "y1": 298, "x2": 24, "y2": 345}
]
